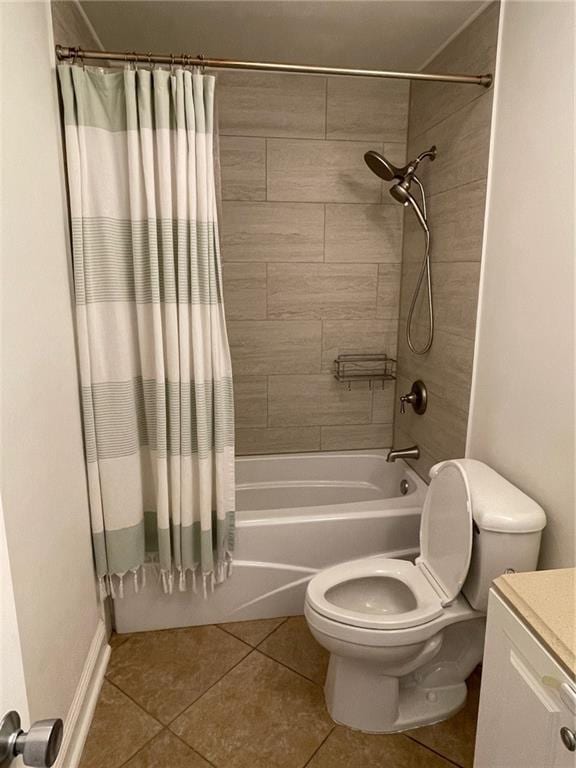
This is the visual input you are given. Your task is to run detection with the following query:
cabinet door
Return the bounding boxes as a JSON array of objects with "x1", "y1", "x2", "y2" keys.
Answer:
[{"x1": 475, "y1": 591, "x2": 576, "y2": 768}]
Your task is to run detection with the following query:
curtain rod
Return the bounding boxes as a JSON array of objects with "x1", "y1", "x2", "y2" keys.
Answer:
[{"x1": 55, "y1": 45, "x2": 493, "y2": 88}]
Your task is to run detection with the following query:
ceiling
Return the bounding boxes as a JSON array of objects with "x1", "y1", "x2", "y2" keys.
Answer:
[{"x1": 80, "y1": 1, "x2": 487, "y2": 72}]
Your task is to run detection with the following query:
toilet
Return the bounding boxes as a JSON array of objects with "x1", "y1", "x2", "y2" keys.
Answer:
[{"x1": 304, "y1": 459, "x2": 546, "y2": 733}]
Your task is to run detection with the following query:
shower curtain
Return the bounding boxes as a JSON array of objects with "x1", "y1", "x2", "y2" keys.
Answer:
[{"x1": 58, "y1": 64, "x2": 235, "y2": 597}]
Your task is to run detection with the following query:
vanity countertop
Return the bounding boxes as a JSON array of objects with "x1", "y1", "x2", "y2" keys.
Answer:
[{"x1": 494, "y1": 567, "x2": 576, "y2": 680}]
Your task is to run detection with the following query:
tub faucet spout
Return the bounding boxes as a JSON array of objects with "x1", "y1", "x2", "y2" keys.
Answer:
[{"x1": 386, "y1": 446, "x2": 420, "y2": 463}]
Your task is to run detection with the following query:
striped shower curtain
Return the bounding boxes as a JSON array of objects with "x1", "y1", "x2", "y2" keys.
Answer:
[{"x1": 58, "y1": 64, "x2": 235, "y2": 597}]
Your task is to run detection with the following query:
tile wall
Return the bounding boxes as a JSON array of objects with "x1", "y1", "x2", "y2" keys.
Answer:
[
  {"x1": 218, "y1": 73, "x2": 409, "y2": 454},
  {"x1": 394, "y1": 3, "x2": 500, "y2": 478}
]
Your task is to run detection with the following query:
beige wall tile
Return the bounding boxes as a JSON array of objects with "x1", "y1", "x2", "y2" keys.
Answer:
[
  {"x1": 410, "y1": 3, "x2": 500, "y2": 140},
  {"x1": 268, "y1": 375, "x2": 371, "y2": 426},
  {"x1": 268, "y1": 263, "x2": 377, "y2": 320},
  {"x1": 397, "y1": 328, "x2": 474, "y2": 413},
  {"x1": 220, "y1": 137, "x2": 266, "y2": 201},
  {"x1": 326, "y1": 78, "x2": 409, "y2": 142},
  {"x1": 233, "y1": 377, "x2": 267, "y2": 428},
  {"x1": 321, "y1": 423, "x2": 393, "y2": 451},
  {"x1": 408, "y1": 93, "x2": 493, "y2": 198},
  {"x1": 51, "y1": 0, "x2": 103, "y2": 48},
  {"x1": 403, "y1": 180, "x2": 487, "y2": 264},
  {"x1": 321, "y1": 318, "x2": 398, "y2": 373},
  {"x1": 222, "y1": 263, "x2": 266, "y2": 320},
  {"x1": 400, "y1": 261, "x2": 481, "y2": 339},
  {"x1": 376, "y1": 263, "x2": 402, "y2": 320},
  {"x1": 395, "y1": 426, "x2": 437, "y2": 481},
  {"x1": 392, "y1": 6, "x2": 496, "y2": 472},
  {"x1": 218, "y1": 72, "x2": 326, "y2": 139},
  {"x1": 325, "y1": 204, "x2": 403, "y2": 263},
  {"x1": 228, "y1": 320, "x2": 321, "y2": 375},
  {"x1": 267, "y1": 139, "x2": 383, "y2": 203},
  {"x1": 236, "y1": 427, "x2": 321, "y2": 455},
  {"x1": 221, "y1": 202, "x2": 324, "y2": 262},
  {"x1": 372, "y1": 384, "x2": 397, "y2": 424}
]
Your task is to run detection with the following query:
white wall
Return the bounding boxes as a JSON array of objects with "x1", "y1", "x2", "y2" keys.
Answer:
[
  {"x1": 467, "y1": 0, "x2": 575, "y2": 569},
  {"x1": 0, "y1": 0, "x2": 101, "y2": 720}
]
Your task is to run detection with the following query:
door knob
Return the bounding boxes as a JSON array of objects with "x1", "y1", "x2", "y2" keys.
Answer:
[
  {"x1": 0, "y1": 711, "x2": 63, "y2": 767},
  {"x1": 560, "y1": 727, "x2": 576, "y2": 752}
]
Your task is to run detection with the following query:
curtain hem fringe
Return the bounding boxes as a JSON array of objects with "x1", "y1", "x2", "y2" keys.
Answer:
[{"x1": 98, "y1": 552, "x2": 233, "y2": 600}]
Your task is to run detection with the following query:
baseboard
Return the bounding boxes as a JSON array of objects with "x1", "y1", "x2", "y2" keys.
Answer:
[{"x1": 55, "y1": 619, "x2": 111, "y2": 768}]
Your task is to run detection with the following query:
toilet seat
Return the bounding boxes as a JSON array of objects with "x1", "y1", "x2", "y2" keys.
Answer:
[
  {"x1": 306, "y1": 461, "x2": 474, "y2": 632},
  {"x1": 306, "y1": 556, "x2": 445, "y2": 630}
]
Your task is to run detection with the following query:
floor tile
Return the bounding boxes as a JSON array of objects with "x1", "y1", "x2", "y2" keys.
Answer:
[
  {"x1": 408, "y1": 667, "x2": 482, "y2": 768},
  {"x1": 78, "y1": 681, "x2": 161, "y2": 768},
  {"x1": 219, "y1": 617, "x2": 286, "y2": 647},
  {"x1": 123, "y1": 730, "x2": 211, "y2": 768},
  {"x1": 258, "y1": 616, "x2": 329, "y2": 685},
  {"x1": 109, "y1": 632, "x2": 132, "y2": 649},
  {"x1": 171, "y1": 651, "x2": 334, "y2": 768},
  {"x1": 306, "y1": 726, "x2": 455, "y2": 768},
  {"x1": 106, "y1": 626, "x2": 250, "y2": 724}
]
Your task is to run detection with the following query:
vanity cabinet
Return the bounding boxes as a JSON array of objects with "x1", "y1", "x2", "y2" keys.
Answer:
[{"x1": 475, "y1": 589, "x2": 576, "y2": 768}]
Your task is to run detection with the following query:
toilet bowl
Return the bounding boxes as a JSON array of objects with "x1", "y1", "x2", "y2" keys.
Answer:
[{"x1": 305, "y1": 459, "x2": 547, "y2": 733}]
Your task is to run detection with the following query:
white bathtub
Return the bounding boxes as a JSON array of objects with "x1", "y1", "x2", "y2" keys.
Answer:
[{"x1": 114, "y1": 450, "x2": 427, "y2": 633}]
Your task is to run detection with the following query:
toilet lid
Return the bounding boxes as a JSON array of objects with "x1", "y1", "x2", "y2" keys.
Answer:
[{"x1": 417, "y1": 461, "x2": 472, "y2": 605}]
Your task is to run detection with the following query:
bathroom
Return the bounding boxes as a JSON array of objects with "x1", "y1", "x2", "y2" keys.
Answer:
[{"x1": 0, "y1": 0, "x2": 574, "y2": 766}]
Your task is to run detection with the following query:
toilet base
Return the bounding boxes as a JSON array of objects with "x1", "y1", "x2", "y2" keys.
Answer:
[{"x1": 325, "y1": 655, "x2": 468, "y2": 733}]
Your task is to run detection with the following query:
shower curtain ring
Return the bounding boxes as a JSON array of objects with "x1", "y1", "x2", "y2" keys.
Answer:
[
  {"x1": 170, "y1": 53, "x2": 175, "y2": 74},
  {"x1": 148, "y1": 52, "x2": 154, "y2": 70},
  {"x1": 198, "y1": 53, "x2": 205, "y2": 73},
  {"x1": 131, "y1": 52, "x2": 138, "y2": 70}
]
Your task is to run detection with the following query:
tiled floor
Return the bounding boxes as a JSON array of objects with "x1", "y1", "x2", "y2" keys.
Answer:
[{"x1": 80, "y1": 617, "x2": 481, "y2": 768}]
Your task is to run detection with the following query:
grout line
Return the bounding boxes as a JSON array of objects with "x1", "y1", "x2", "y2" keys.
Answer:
[
  {"x1": 264, "y1": 137, "x2": 268, "y2": 201},
  {"x1": 108, "y1": 633, "x2": 131, "y2": 651},
  {"x1": 324, "y1": 77, "x2": 328, "y2": 139},
  {"x1": 409, "y1": 88, "x2": 491, "y2": 142},
  {"x1": 265, "y1": 261, "x2": 270, "y2": 319},
  {"x1": 170, "y1": 730, "x2": 220, "y2": 768},
  {"x1": 106, "y1": 678, "x2": 165, "y2": 729},
  {"x1": 223, "y1": 197, "x2": 390, "y2": 206},
  {"x1": 107, "y1": 632, "x2": 254, "y2": 729},
  {"x1": 322, "y1": 203, "x2": 327, "y2": 262},
  {"x1": 164, "y1": 648, "x2": 256, "y2": 727},
  {"x1": 217, "y1": 616, "x2": 288, "y2": 648},
  {"x1": 302, "y1": 724, "x2": 337, "y2": 767},
  {"x1": 405, "y1": 735, "x2": 466, "y2": 768},
  {"x1": 222, "y1": 132, "x2": 408, "y2": 146},
  {"x1": 253, "y1": 647, "x2": 327, "y2": 689},
  {"x1": 115, "y1": 729, "x2": 164, "y2": 768},
  {"x1": 253, "y1": 616, "x2": 290, "y2": 648}
]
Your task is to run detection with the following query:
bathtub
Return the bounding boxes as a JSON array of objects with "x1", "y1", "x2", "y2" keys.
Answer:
[{"x1": 114, "y1": 450, "x2": 427, "y2": 633}]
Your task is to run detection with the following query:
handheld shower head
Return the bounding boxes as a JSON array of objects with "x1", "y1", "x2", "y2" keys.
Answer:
[
  {"x1": 363, "y1": 145, "x2": 438, "y2": 356},
  {"x1": 391, "y1": 182, "x2": 429, "y2": 233}
]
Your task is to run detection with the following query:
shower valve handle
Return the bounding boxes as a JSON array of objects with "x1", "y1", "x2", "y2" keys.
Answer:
[
  {"x1": 399, "y1": 393, "x2": 417, "y2": 414},
  {"x1": 399, "y1": 380, "x2": 428, "y2": 416}
]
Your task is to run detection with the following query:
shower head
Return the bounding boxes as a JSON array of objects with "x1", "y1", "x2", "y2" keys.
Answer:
[
  {"x1": 363, "y1": 150, "x2": 406, "y2": 182},
  {"x1": 364, "y1": 145, "x2": 437, "y2": 209}
]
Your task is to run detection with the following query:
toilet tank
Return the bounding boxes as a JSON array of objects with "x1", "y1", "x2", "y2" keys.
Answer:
[
  {"x1": 431, "y1": 460, "x2": 547, "y2": 613},
  {"x1": 463, "y1": 528, "x2": 543, "y2": 611}
]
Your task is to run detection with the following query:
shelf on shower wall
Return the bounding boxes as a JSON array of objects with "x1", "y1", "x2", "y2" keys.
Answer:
[{"x1": 334, "y1": 354, "x2": 397, "y2": 390}]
